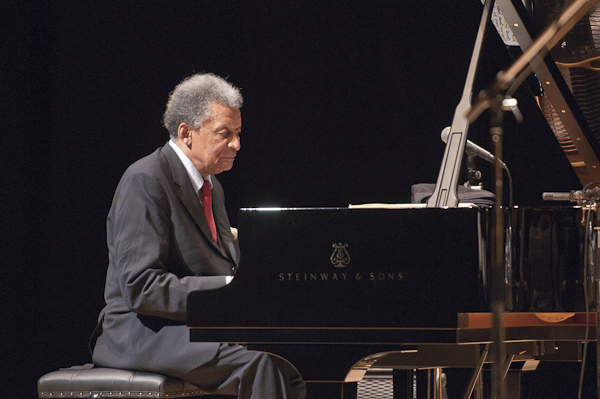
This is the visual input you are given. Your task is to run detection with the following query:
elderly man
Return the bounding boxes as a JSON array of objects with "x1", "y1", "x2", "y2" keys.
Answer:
[{"x1": 91, "y1": 73, "x2": 306, "y2": 399}]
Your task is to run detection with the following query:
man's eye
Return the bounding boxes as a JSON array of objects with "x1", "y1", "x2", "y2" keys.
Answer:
[{"x1": 216, "y1": 130, "x2": 240, "y2": 139}]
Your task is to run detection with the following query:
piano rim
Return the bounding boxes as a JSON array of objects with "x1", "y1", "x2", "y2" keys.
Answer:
[{"x1": 189, "y1": 312, "x2": 595, "y2": 345}]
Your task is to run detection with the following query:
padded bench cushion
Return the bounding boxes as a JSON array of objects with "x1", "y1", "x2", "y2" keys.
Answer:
[{"x1": 38, "y1": 365, "x2": 209, "y2": 398}]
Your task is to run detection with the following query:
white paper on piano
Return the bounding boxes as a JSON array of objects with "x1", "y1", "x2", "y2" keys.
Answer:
[{"x1": 348, "y1": 203, "x2": 479, "y2": 209}]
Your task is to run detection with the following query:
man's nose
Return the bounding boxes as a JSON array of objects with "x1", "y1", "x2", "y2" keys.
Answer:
[{"x1": 229, "y1": 133, "x2": 241, "y2": 151}]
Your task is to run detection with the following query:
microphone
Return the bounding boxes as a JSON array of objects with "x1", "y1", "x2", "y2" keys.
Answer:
[
  {"x1": 440, "y1": 126, "x2": 507, "y2": 169},
  {"x1": 542, "y1": 189, "x2": 600, "y2": 202}
]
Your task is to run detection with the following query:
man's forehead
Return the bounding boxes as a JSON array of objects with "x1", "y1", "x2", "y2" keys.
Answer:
[{"x1": 205, "y1": 103, "x2": 241, "y2": 128}]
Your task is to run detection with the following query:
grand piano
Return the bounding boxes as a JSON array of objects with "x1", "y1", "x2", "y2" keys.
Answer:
[
  {"x1": 188, "y1": 1, "x2": 600, "y2": 398},
  {"x1": 188, "y1": 205, "x2": 589, "y2": 398}
]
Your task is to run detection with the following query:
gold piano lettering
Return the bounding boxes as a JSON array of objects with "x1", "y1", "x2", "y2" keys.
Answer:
[
  {"x1": 369, "y1": 272, "x2": 403, "y2": 281},
  {"x1": 278, "y1": 271, "x2": 402, "y2": 282},
  {"x1": 278, "y1": 272, "x2": 351, "y2": 281}
]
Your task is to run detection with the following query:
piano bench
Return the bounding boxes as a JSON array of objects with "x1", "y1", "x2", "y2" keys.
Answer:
[{"x1": 37, "y1": 366, "x2": 210, "y2": 398}]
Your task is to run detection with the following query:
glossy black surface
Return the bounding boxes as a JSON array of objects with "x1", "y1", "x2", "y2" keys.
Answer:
[
  {"x1": 188, "y1": 207, "x2": 491, "y2": 332},
  {"x1": 509, "y1": 206, "x2": 586, "y2": 313},
  {"x1": 187, "y1": 206, "x2": 587, "y2": 387}
]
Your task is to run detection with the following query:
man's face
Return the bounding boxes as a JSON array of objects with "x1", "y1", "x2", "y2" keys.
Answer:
[{"x1": 187, "y1": 102, "x2": 242, "y2": 177}]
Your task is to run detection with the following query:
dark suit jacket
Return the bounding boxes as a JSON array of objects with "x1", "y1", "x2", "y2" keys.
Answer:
[{"x1": 92, "y1": 142, "x2": 240, "y2": 376}]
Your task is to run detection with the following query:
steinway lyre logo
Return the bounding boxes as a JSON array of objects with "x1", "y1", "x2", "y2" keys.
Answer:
[{"x1": 330, "y1": 243, "x2": 350, "y2": 268}]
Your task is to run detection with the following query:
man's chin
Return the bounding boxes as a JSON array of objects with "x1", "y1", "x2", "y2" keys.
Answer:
[{"x1": 213, "y1": 162, "x2": 234, "y2": 175}]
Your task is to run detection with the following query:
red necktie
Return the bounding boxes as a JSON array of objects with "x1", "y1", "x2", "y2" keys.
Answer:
[{"x1": 200, "y1": 182, "x2": 218, "y2": 243}]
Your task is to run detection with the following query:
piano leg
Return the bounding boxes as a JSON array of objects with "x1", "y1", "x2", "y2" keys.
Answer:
[
  {"x1": 461, "y1": 343, "x2": 489, "y2": 399},
  {"x1": 392, "y1": 370, "x2": 410, "y2": 398},
  {"x1": 392, "y1": 369, "x2": 449, "y2": 399},
  {"x1": 305, "y1": 382, "x2": 357, "y2": 399},
  {"x1": 440, "y1": 367, "x2": 520, "y2": 399},
  {"x1": 505, "y1": 370, "x2": 521, "y2": 399}
]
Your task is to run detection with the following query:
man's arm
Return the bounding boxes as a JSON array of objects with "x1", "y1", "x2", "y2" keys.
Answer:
[{"x1": 108, "y1": 169, "x2": 228, "y2": 322}]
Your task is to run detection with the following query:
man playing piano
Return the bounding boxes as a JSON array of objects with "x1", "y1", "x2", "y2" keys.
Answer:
[{"x1": 90, "y1": 73, "x2": 306, "y2": 399}]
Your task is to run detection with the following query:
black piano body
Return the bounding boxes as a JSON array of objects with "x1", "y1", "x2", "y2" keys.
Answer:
[{"x1": 187, "y1": 206, "x2": 590, "y2": 396}]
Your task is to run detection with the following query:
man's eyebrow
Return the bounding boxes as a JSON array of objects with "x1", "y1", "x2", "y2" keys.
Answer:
[
  {"x1": 213, "y1": 123, "x2": 230, "y2": 131},
  {"x1": 214, "y1": 125, "x2": 241, "y2": 134}
]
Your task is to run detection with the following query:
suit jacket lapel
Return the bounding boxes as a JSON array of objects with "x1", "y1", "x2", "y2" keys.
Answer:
[{"x1": 161, "y1": 143, "x2": 222, "y2": 253}]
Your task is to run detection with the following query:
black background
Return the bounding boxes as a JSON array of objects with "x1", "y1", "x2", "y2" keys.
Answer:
[{"x1": 2, "y1": 1, "x2": 591, "y2": 398}]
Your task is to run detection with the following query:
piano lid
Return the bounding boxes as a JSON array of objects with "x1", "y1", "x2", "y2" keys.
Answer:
[
  {"x1": 535, "y1": 0, "x2": 600, "y2": 186},
  {"x1": 495, "y1": 0, "x2": 600, "y2": 186}
]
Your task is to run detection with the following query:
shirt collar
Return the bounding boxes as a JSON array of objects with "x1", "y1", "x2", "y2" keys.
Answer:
[{"x1": 168, "y1": 139, "x2": 212, "y2": 193}]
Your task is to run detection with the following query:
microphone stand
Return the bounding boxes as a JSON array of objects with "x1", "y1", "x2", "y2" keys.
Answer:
[
  {"x1": 587, "y1": 202, "x2": 599, "y2": 399},
  {"x1": 490, "y1": 90, "x2": 508, "y2": 399},
  {"x1": 465, "y1": 1, "x2": 596, "y2": 398}
]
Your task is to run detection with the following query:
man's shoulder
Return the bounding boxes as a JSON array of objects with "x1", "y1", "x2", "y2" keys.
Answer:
[
  {"x1": 113, "y1": 146, "x2": 173, "y2": 191},
  {"x1": 130, "y1": 146, "x2": 165, "y2": 168},
  {"x1": 111, "y1": 146, "x2": 176, "y2": 200},
  {"x1": 123, "y1": 144, "x2": 174, "y2": 177}
]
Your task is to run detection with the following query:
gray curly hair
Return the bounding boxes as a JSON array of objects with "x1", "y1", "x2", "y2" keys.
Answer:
[{"x1": 163, "y1": 73, "x2": 243, "y2": 140}]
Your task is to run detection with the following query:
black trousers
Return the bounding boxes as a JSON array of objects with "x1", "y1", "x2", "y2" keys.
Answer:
[{"x1": 178, "y1": 344, "x2": 307, "y2": 399}]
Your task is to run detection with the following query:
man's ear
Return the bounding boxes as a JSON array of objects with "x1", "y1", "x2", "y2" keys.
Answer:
[{"x1": 177, "y1": 123, "x2": 193, "y2": 146}]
